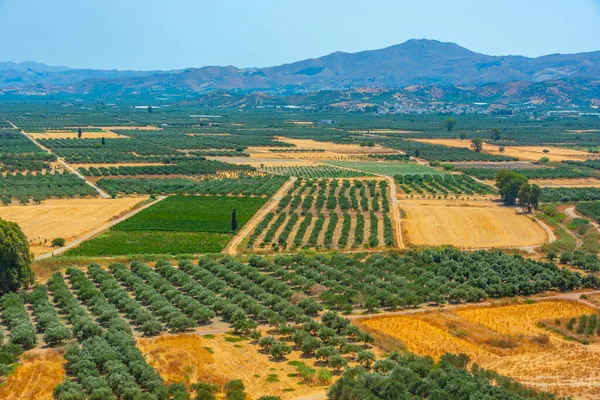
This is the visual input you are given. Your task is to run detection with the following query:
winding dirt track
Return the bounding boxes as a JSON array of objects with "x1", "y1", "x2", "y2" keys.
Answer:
[
  {"x1": 223, "y1": 177, "x2": 296, "y2": 254},
  {"x1": 567, "y1": 206, "x2": 600, "y2": 234},
  {"x1": 8, "y1": 120, "x2": 111, "y2": 199}
]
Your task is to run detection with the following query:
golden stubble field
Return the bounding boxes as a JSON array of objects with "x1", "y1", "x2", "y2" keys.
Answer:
[
  {"x1": 0, "y1": 197, "x2": 147, "y2": 256},
  {"x1": 137, "y1": 333, "x2": 327, "y2": 400},
  {"x1": 0, "y1": 349, "x2": 65, "y2": 400},
  {"x1": 400, "y1": 198, "x2": 548, "y2": 248},
  {"x1": 356, "y1": 300, "x2": 600, "y2": 399},
  {"x1": 408, "y1": 138, "x2": 593, "y2": 162}
]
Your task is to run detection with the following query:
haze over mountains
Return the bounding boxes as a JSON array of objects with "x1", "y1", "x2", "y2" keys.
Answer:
[{"x1": 1, "y1": 39, "x2": 599, "y2": 97}]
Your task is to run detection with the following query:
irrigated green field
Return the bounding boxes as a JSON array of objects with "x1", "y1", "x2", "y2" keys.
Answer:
[
  {"x1": 66, "y1": 195, "x2": 265, "y2": 256},
  {"x1": 115, "y1": 195, "x2": 266, "y2": 233},
  {"x1": 65, "y1": 230, "x2": 231, "y2": 256}
]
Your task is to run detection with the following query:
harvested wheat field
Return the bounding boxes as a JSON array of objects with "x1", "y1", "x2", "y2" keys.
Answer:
[
  {"x1": 356, "y1": 300, "x2": 600, "y2": 399},
  {"x1": 401, "y1": 198, "x2": 548, "y2": 248},
  {"x1": 530, "y1": 178, "x2": 600, "y2": 188},
  {"x1": 276, "y1": 136, "x2": 395, "y2": 154},
  {"x1": 408, "y1": 138, "x2": 593, "y2": 162},
  {"x1": 137, "y1": 333, "x2": 325, "y2": 400},
  {"x1": 0, "y1": 349, "x2": 65, "y2": 400},
  {"x1": 29, "y1": 131, "x2": 126, "y2": 139},
  {"x1": 0, "y1": 197, "x2": 147, "y2": 256}
]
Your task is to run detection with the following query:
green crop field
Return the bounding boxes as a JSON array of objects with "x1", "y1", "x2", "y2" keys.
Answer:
[
  {"x1": 115, "y1": 195, "x2": 266, "y2": 233},
  {"x1": 66, "y1": 195, "x2": 265, "y2": 256},
  {"x1": 323, "y1": 160, "x2": 444, "y2": 176},
  {"x1": 65, "y1": 230, "x2": 230, "y2": 256}
]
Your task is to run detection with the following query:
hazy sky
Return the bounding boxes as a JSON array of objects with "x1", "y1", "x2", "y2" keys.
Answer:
[{"x1": 1, "y1": 0, "x2": 599, "y2": 70}]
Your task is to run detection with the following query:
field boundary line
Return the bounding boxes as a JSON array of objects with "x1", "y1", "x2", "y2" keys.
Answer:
[
  {"x1": 7, "y1": 120, "x2": 112, "y2": 199},
  {"x1": 36, "y1": 196, "x2": 167, "y2": 260},
  {"x1": 223, "y1": 176, "x2": 297, "y2": 254},
  {"x1": 348, "y1": 290, "x2": 600, "y2": 322}
]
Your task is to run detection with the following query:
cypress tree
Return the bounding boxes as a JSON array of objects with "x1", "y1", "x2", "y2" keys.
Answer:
[{"x1": 232, "y1": 209, "x2": 238, "y2": 232}]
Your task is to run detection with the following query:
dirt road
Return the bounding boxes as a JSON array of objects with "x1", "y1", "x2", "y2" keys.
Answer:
[
  {"x1": 223, "y1": 177, "x2": 297, "y2": 254},
  {"x1": 566, "y1": 206, "x2": 600, "y2": 234},
  {"x1": 8, "y1": 121, "x2": 111, "y2": 199},
  {"x1": 36, "y1": 196, "x2": 166, "y2": 260}
]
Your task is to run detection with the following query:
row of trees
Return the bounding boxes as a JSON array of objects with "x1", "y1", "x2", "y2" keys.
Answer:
[{"x1": 97, "y1": 175, "x2": 287, "y2": 197}]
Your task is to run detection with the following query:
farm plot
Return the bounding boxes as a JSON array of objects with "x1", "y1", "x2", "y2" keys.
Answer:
[
  {"x1": 0, "y1": 197, "x2": 147, "y2": 256},
  {"x1": 29, "y1": 131, "x2": 126, "y2": 139},
  {"x1": 137, "y1": 334, "x2": 325, "y2": 400},
  {"x1": 96, "y1": 174, "x2": 287, "y2": 197},
  {"x1": 275, "y1": 136, "x2": 394, "y2": 154},
  {"x1": 355, "y1": 300, "x2": 600, "y2": 400},
  {"x1": 400, "y1": 198, "x2": 548, "y2": 248},
  {"x1": 261, "y1": 165, "x2": 372, "y2": 178},
  {"x1": 395, "y1": 173, "x2": 495, "y2": 196},
  {"x1": 409, "y1": 138, "x2": 594, "y2": 162},
  {"x1": 245, "y1": 178, "x2": 395, "y2": 252},
  {"x1": 324, "y1": 160, "x2": 443, "y2": 176},
  {"x1": 66, "y1": 196, "x2": 265, "y2": 256},
  {"x1": 532, "y1": 178, "x2": 600, "y2": 188},
  {"x1": 541, "y1": 187, "x2": 600, "y2": 203},
  {"x1": 0, "y1": 250, "x2": 595, "y2": 399}
]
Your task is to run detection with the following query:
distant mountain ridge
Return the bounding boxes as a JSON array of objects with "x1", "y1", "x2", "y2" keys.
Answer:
[{"x1": 1, "y1": 39, "x2": 599, "y2": 96}]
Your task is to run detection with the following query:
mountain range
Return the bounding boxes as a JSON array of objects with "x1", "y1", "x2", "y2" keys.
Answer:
[{"x1": 1, "y1": 39, "x2": 599, "y2": 98}]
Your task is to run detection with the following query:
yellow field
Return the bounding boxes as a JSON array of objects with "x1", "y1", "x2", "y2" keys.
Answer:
[
  {"x1": 401, "y1": 199, "x2": 548, "y2": 248},
  {"x1": 29, "y1": 131, "x2": 126, "y2": 139},
  {"x1": 0, "y1": 197, "x2": 147, "y2": 255},
  {"x1": 356, "y1": 300, "x2": 600, "y2": 399},
  {"x1": 137, "y1": 333, "x2": 325, "y2": 400},
  {"x1": 408, "y1": 138, "x2": 593, "y2": 162},
  {"x1": 0, "y1": 349, "x2": 65, "y2": 400},
  {"x1": 530, "y1": 179, "x2": 600, "y2": 188},
  {"x1": 275, "y1": 136, "x2": 393, "y2": 154}
]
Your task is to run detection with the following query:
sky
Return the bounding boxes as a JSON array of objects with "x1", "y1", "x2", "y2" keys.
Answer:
[{"x1": 0, "y1": 0, "x2": 599, "y2": 71}]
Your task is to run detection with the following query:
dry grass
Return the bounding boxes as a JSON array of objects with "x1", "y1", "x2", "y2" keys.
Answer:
[
  {"x1": 400, "y1": 198, "x2": 547, "y2": 248},
  {"x1": 0, "y1": 197, "x2": 147, "y2": 256},
  {"x1": 275, "y1": 137, "x2": 391, "y2": 154},
  {"x1": 408, "y1": 138, "x2": 593, "y2": 162},
  {"x1": 0, "y1": 349, "x2": 65, "y2": 400},
  {"x1": 137, "y1": 333, "x2": 324, "y2": 400},
  {"x1": 530, "y1": 179, "x2": 600, "y2": 188},
  {"x1": 357, "y1": 300, "x2": 600, "y2": 399}
]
